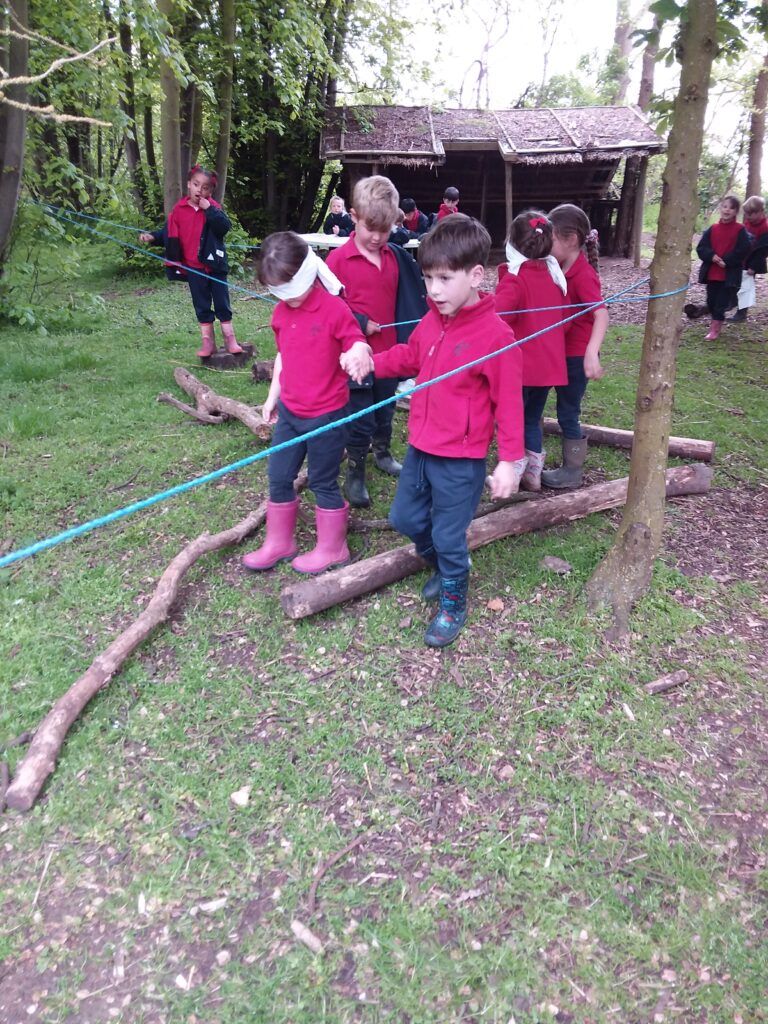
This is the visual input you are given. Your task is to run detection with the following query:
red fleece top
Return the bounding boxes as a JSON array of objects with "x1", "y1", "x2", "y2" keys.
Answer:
[
  {"x1": 372, "y1": 292, "x2": 524, "y2": 461},
  {"x1": 404, "y1": 209, "x2": 422, "y2": 232},
  {"x1": 707, "y1": 220, "x2": 744, "y2": 282},
  {"x1": 748, "y1": 215, "x2": 768, "y2": 240},
  {"x1": 272, "y1": 282, "x2": 365, "y2": 418},
  {"x1": 557, "y1": 252, "x2": 606, "y2": 358},
  {"x1": 325, "y1": 234, "x2": 399, "y2": 354},
  {"x1": 495, "y1": 261, "x2": 567, "y2": 386},
  {"x1": 437, "y1": 202, "x2": 458, "y2": 220},
  {"x1": 167, "y1": 197, "x2": 221, "y2": 270}
]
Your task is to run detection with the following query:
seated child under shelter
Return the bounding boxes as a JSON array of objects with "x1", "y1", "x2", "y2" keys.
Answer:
[{"x1": 341, "y1": 214, "x2": 526, "y2": 649}]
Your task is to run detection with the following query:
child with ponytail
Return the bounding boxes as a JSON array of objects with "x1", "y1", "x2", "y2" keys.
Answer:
[
  {"x1": 241, "y1": 232, "x2": 369, "y2": 575},
  {"x1": 540, "y1": 203, "x2": 609, "y2": 489},
  {"x1": 494, "y1": 209, "x2": 567, "y2": 492},
  {"x1": 139, "y1": 165, "x2": 244, "y2": 358}
]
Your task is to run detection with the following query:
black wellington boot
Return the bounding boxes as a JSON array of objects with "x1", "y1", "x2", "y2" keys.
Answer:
[{"x1": 344, "y1": 448, "x2": 371, "y2": 508}]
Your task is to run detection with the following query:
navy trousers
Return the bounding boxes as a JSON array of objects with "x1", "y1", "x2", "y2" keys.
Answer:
[
  {"x1": 389, "y1": 446, "x2": 486, "y2": 579},
  {"x1": 553, "y1": 355, "x2": 588, "y2": 440},
  {"x1": 347, "y1": 374, "x2": 399, "y2": 450},
  {"x1": 187, "y1": 271, "x2": 233, "y2": 324},
  {"x1": 268, "y1": 400, "x2": 348, "y2": 508}
]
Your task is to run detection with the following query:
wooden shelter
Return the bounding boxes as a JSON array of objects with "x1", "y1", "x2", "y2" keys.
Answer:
[{"x1": 320, "y1": 105, "x2": 665, "y2": 257}]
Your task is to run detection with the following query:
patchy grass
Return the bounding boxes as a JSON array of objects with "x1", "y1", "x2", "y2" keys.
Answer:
[{"x1": 1, "y1": 240, "x2": 767, "y2": 1023}]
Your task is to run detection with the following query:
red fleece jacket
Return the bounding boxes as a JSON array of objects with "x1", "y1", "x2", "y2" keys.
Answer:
[
  {"x1": 495, "y1": 261, "x2": 567, "y2": 386},
  {"x1": 372, "y1": 292, "x2": 524, "y2": 461}
]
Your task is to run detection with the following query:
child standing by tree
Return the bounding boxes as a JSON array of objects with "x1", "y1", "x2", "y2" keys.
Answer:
[
  {"x1": 326, "y1": 175, "x2": 427, "y2": 508},
  {"x1": 728, "y1": 194, "x2": 768, "y2": 322},
  {"x1": 241, "y1": 232, "x2": 369, "y2": 575},
  {"x1": 139, "y1": 165, "x2": 244, "y2": 358},
  {"x1": 341, "y1": 215, "x2": 526, "y2": 648},
  {"x1": 494, "y1": 210, "x2": 567, "y2": 492},
  {"x1": 537, "y1": 204, "x2": 609, "y2": 489},
  {"x1": 694, "y1": 194, "x2": 751, "y2": 341}
]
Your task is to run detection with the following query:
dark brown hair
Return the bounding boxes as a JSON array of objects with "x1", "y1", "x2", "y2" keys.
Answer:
[
  {"x1": 187, "y1": 164, "x2": 218, "y2": 189},
  {"x1": 418, "y1": 213, "x2": 490, "y2": 272},
  {"x1": 549, "y1": 203, "x2": 599, "y2": 270},
  {"x1": 258, "y1": 231, "x2": 309, "y2": 287},
  {"x1": 443, "y1": 186, "x2": 460, "y2": 202},
  {"x1": 510, "y1": 209, "x2": 553, "y2": 260}
]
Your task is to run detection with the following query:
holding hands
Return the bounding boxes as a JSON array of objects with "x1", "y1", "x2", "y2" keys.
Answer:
[{"x1": 341, "y1": 341, "x2": 374, "y2": 384}]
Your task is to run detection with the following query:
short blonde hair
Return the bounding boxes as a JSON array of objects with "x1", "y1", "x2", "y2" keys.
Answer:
[
  {"x1": 743, "y1": 194, "x2": 765, "y2": 215},
  {"x1": 352, "y1": 175, "x2": 399, "y2": 231}
]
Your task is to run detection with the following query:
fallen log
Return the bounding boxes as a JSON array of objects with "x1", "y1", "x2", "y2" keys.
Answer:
[
  {"x1": 280, "y1": 463, "x2": 712, "y2": 620},
  {"x1": 4, "y1": 475, "x2": 307, "y2": 813},
  {"x1": 158, "y1": 366, "x2": 272, "y2": 440},
  {"x1": 543, "y1": 418, "x2": 715, "y2": 463}
]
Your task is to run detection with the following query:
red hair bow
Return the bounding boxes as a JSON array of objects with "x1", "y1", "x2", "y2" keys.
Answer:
[{"x1": 529, "y1": 217, "x2": 548, "y2": 228}]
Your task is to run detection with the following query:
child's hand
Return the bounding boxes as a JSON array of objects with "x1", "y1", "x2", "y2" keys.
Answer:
[
  {"x1": 198, "y1": 197, "x2": 211, "y2": 211},
  {"x1": 139, "y1": 232, "x2": 154, "y2": 243},
  {"x1": 713, "y1": 255, "x2": 725, "y2": 268},
  {"x1": 747, "y1": 268, "x2": 756, "y2": 276},
  {"x1": 332, "y1": 225, "x2": 340, "y2": 235},
  {"x1": 341, "y1": 342, "x2": 373, "y2": 384},
  {"x1": 584, "y1": 350, "x2": 605, "y2": 380},
  {"x1": 261, "y1": 397, "x2": 278, "y2": 425},
  {"x1": 489, "y1": 458, "x2": 527, "y2": 499},
  {"x1": 364, "y1": 320, "x2": 381, "y2": 336}
]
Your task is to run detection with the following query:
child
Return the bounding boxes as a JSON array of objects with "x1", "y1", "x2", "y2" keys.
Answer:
[
  {"x1": 695, "y1": 195, "x2": 751, "y2": 340},
  {"x1": 437, "y1": 186, "x2": 460, "y2": 220},
  {"x1": 241, "y1": 232, "x2": 369, "y2": 575},
  {"x1": 341, "y1": 215, "x2": 526, "y2": 649},
  {"x1": 539, "y1": 204, "x2": 609, "y2": 489},
  {"x1": 323, "y1": 195, "x2": 354, "y2": 238},
  {"x1": 402, "y1": 198, "x2": 429, "y2": 237},
  {"x1": 494, "y1": 210, "x2": 567, "y2": 492},
  {"x1": 729, "y1": 194, "x2": 768, "y2": 322},
  {"x1": 326, "y1": 175, "x2": 427, "y2": 507},
  {"x1": 139, "y1": 164, "x2": 243, "y2": 358},
  {"x1": 389, "y1": 209, "x2": 411, "y2": 247}
]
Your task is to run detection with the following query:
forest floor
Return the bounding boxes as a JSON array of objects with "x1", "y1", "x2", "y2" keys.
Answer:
[{"x1": 0, "y1": 236, "x2": 766, "y2": 1024}]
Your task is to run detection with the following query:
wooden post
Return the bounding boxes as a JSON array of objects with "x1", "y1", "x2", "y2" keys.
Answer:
[
  {"x1": 480, "y1": 155, "x2": 488, "y2": 225},
  {"x1": 632, "y1": 156, "x2": 649, "y2": 267},
  {"x1": 504, "y1": 160, "x2": 513, "y2": 238}
]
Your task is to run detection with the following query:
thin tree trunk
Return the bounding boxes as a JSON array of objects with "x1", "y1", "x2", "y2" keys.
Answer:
[
  {"x1": 610, "y1": 0, "x2": 632, "y2": 104},
  {"x1": 213, "y1": 0, "x2": 235, "y2": 202},
  {"x1": 157, "y1": 0, "x2": 182, "y2": 216},
  {"x1": 117, "y1": 7, "x2": 145, "y2": 217},
  {"x1": 585, "y1": 0, "x2": 718, "y2": 636},
  {"x1": 0, "y1": 0, "x2": 28, "y2": 270},
  {"x1": 746, "y1": 50, "x2": 768, "y2": 197},
  {"x1": 638, "y1": 14, "x2": 661, "y2": 111}
]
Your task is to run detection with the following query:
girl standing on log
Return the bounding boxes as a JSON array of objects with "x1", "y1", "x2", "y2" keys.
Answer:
[
  {"x1": 494, "y1": 210, "x2": 568, "y2": 492},
  {"x1": 242, "y1": 232, "x2": 370, "y2": 575},
  {"x1": 539, "y1": 204, "x2": 609, "y2": 489},
  {"x1": 139, "y1": 165, "x2": 244, "y2": 359}
]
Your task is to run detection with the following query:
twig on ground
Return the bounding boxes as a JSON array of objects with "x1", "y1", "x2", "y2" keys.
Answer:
[
  {"x1": 290, "y1": 918, "x2": 324, "y2": 954},
  {"x1": 0, "y1": 762, "x2": 9, "y2": 813},
  {"x1": 306, "y1": 830, "x2": 371, "y2": 918},
  {"x1": 644, "y1": 669, "x2": 689, "y2": 695}
]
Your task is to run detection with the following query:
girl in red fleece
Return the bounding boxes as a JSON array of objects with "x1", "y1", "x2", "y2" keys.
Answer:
[
  {"x1": 139, "y1": 165, "x2": 243, "y2": 358},
  {"x1": 695, "y1": 195, "x2": 751, "y2": 341},
  {"x1": 242, "y1": 232, "x2": 369, "y2": 576},
  {"x1": 494, "y1": 210, "x2": 567, "y2": 492}
]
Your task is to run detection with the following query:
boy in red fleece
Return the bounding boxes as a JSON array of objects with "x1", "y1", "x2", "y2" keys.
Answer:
[
  {"x1": 695, "y1": 195, "x2": 751, "y2": 340},
  {"x1": 436, "y1": 186, "x2": 460, "y2": 220},
  {"x1": 341, "y1": 215, "x2": 526, "y2": 648}
]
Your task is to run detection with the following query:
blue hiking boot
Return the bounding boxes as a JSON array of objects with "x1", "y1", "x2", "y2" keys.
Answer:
[{"x1": 424, "y1": 574, "x2": 469, "y2": 648}]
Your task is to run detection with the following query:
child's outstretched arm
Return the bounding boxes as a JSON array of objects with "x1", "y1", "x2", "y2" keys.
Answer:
[
  {"x1": 584, "y1": 306, "x2": 609, "y2": 380},
  {"x1": 340, "y1": 342, "x2": 374, "y2": 384},
  {"x1": 261, "y1": 353, "x2": 282, "y2": 424}
]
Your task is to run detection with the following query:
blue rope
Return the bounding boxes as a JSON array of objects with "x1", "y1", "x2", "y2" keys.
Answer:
[{"x1": 0, "y1": 273, "x2": 692, "y2": 570}]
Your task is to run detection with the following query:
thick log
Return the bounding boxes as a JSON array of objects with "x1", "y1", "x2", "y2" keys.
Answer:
[
  {"x1": 4, "y1": 475, "x2": 307, "y2": 813},
  {"x1": 543, "y1": 418, "x2": 715, "y2": 463},
  {"x1": 158, "y1": 366, "x2": 272, "y2": 440},
  {"x1": 280, "y1": 463, "x2": 712, "y2": 620}
]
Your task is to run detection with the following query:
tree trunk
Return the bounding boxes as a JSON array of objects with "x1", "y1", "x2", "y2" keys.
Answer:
[
  {"x1": 638, "y1": 14, "x2": 661, "y2": 111},
  {"x1": 0, "y1": 0, "x2": 28, "y2": 271},
  {"x1": 118, "y1": 6, "x2": 145, "y2": 217},
  {"x1": 213, "y1": 0, "x2": 235, "y2": 202},
  {"x1": 746, "y1": 50, "x2": 768, "y2": 198},
  {"x1": 585, "y1": 0, "x2": 718, "y2": 636},
  {"x1": 610, "y1": 0, "x2": 632, "y2": 104},
  {"x1": 157, "y1": 0, "x2": 183, "y2": 216}
]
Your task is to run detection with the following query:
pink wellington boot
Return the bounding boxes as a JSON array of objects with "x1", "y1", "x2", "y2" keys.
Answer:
[
  {"x1": 197, "y1": 322, "x2": 217, "y2": 358},
  {"x1": 242, "y1": 499, "x2": 300, "y2": 571},
  {"x1": 220, "y1": 321, "x2": 244, "y2": 354},
  {"x1": 291, "y1": 503, "x2": 350, "y2": 574},
  {"x1": 704, "y1": 320, "x2": 723, "y2": 341},
  {"x1": 520, "y1": 449, "x2": 545, "y2": 492}
]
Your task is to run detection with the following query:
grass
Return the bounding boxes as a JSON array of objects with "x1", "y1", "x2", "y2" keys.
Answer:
[{"x1": 0, "y1": 238, "x2": 767, "y2": 1023}]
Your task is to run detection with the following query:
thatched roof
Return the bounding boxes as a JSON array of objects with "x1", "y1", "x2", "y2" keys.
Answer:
[{"x1": 321, "y1": 105, "x2": 664, "y2": 167}]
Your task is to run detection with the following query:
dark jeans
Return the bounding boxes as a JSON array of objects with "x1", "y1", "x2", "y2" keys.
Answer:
[
  {"x1": 268, "y1": 400, "x2": 347, "y2": 508},
  {"x1": 389, "y1": 446, "x2": 486, "y2": 579},
  {"x1": 706, "y1": 281, "x2": 736, "y2": 322},
  {"x1": 187, "y1": 271, "x2": 233, "y2": 324},
  {"x1": 553, "y1": 356, "x2": 588, "y2": 440},
  {"x1": 347, "y1": 374, "x2": 399, "y2": 450},
  {"x1": 522, "y1": 386, "x2": 550, "y2": 451}
]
